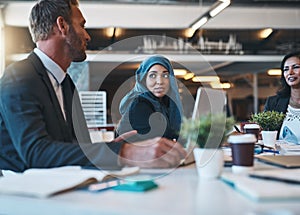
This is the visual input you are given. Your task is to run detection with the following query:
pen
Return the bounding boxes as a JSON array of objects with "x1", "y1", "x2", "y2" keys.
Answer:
[
  {"x1": 234, "y1": 125, "x2": 241, "y2": 133},
  {"x1": 249, "y1": 174, "x2": 300, "y2": 185},
  {"x1": 262, "y1": 149, "x2": 280, "y2": 154},
  {"x1": 254, "y1": 148, "x2": 280, "y2": 154}
]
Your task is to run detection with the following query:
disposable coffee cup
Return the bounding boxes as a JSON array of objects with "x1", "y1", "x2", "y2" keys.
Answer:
[
  {"x1": 228, "y1": 134, "x2": 256, "y2": 174},
  {"x1": 244, "y1": 124, "x2": 260, "y2": 141}
]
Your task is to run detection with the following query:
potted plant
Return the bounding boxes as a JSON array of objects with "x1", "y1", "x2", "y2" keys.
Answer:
[
  {"x1": 249, "y1": 110, "x2": 285, "y2": 147},
  {"x1": 249, "y1": 110, "x2": 285, "y2": 131},
  {"x1": 181, "y1": 113, "x2": 235, "y2": 179}
]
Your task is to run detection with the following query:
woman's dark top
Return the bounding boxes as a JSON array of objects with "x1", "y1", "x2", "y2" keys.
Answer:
[
  {"x1": 264, "y1": 94, "x2": 289, "y2": 113},
  {"x1": 116, "y1": 91, "x2": 181, "y2": 143}
]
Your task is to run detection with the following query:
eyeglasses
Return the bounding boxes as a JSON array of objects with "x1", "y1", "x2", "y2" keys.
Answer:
[{"x1": 254, "y1": 143, "x2": 279, "y2": 155}]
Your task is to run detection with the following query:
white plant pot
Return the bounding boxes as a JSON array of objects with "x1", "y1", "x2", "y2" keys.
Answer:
[
  {"x1": 193, "y1": 148, "x2": 224, "y2": 180},
  {"x1": 261, "y1": 130, "x2": 278, "y2": 148}
]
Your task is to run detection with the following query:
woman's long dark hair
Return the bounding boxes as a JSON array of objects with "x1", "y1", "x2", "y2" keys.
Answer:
[{"x1": 277, "y1": 51, "x2": 300, "y2": 97}]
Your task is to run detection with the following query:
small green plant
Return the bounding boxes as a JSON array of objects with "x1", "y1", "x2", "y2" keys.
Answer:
[
  {"x1": 181, "y1": 113, "x2": 235, "y2": 148},
  {"x1": 249, "y1": 110, "x2": 285, "y2": 131}
]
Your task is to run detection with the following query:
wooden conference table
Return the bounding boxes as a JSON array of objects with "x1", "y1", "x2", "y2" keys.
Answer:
[{"x1": 0, "y1": 162, "x2": 299, "y2": 215}]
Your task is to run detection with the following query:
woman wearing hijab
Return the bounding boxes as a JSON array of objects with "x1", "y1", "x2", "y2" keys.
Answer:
[{"x1": 116, "y1": 55, "x2": 183, "y2": 143}]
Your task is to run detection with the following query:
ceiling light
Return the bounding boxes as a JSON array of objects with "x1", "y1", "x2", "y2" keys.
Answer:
[
  {"x1": 174, "y1": 69, "x2": 187, "y2": 76},
  {"x1": 209, "y1": 0, "x2": 231, "y2": 18},
  {"x1": 105, "y1": 27, "x2": 115, "y2": 38},
  {"x1": 210, "y1": 82, "x2": 231, "y2": 89},
  {"x1": 105, "y1": 27, "x2": 122, "y2": 38},
  {"x1": 184, "y1": 28, "x2": 195, "y2": 38},
  {"x1": 188, "y1": 0, "x2": 231, "y2": 37},
  {"x1": 114, "y1": 28, "x2": 122, "y2": 37},
  {"x1": 192, "y1": 76, "x2": 220, "y2": 82},
  {"x1": 221, "y1": 83, "x2": 231, "y2": 89},
  {"x1": 259, "y1": 28, "x2": 273, "y2": 39},
  {"x1": 267, "y1": 69, "x2": 281, "y2": 76},
  {"x1": 190, "y1": 16, "x2": 209, "y2": 31},
  {"x1": 184, "y1": 73, "x2": 194, "y2": 80}
]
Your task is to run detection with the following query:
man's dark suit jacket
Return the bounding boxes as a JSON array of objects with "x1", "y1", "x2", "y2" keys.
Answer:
[{"x1": 0, "y1": 52, "x2": 122, "y2": 172}]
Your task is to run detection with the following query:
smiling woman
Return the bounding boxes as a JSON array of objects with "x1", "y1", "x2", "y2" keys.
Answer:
[{"x1": 264, "y1": 51, "x2": 300, "y2": 145}]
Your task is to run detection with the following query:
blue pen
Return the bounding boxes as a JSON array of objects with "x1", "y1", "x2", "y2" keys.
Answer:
[
  {"x1": 263, "y1": 149, "x2": 280, "y2": 154},
  {"x1": 254, "y1": 147, "x2": 280, "y2": 154}
]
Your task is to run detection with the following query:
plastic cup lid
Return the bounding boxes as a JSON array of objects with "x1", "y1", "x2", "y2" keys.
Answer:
[
  {"x1": 228, "y1": 134, "x2": 256, "y2": 144},
  {"x1": 244, "y1": 124, "x2": 260, "y2": 129}
]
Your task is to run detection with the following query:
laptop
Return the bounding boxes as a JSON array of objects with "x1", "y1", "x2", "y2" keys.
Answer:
[
  {"x1": 256, "y1": 155, "x2": 300, "y2": 168},
  {"x1": 181, "y1": 87, "x2": 227, "y2": 165}
]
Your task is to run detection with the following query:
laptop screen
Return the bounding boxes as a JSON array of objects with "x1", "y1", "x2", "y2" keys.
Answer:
[
  {"x1": 192, "y1": 87, "x2": 227, "y2": 120},
  {"x1": 182, "y1": 87, "x2": 228, "y2": 165}
]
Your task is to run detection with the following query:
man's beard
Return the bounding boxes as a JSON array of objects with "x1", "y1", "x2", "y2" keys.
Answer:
[{"x1": 66, "y1": 26, "x2": 87, "y2": 62}]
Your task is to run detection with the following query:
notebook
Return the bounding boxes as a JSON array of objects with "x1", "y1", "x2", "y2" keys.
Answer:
[
  {"x1": 181, "y1": 87, "x2": 227, "y2": 165},
  {"x1": 0, "y1": 166, "x2": 140, "y2": 198},
  {"x1": 256, "y1": 155, "x2": 300, "y2": 168},
  {"x1": 221, "y1": 169, "x2": 300, "y2": 201}
]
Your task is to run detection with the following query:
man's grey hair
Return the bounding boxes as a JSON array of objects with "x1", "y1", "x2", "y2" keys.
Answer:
[{"x1": 29, "y1": 0, "x2": 79, "y2": 43}]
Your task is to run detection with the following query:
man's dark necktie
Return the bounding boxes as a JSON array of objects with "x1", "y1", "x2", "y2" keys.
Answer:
[
  {"x1": 61, "y1": 74, "x2": 76, "y2": 141},
  {"x1": 61, "y1": 74, "x2": 92, "y2": 143}
]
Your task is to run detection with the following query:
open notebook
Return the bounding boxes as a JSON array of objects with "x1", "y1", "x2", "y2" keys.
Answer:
[
  {"x1": 0, "y1": 166, "x2": 139, "y2": 198},
  {"x1": 181, "y1": 87, "x2": 227, "y2": 165},
  {"x1": 221, "y1": 169, "x2": 300, "y2": 201}
]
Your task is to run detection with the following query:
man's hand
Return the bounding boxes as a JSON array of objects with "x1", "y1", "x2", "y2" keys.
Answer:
[
  {"x1": 111, "y1": 130, "x2": 137, "y2": 143},
  {"x1": 119, "y1": 137, "x2": 187, "y2": 168}
]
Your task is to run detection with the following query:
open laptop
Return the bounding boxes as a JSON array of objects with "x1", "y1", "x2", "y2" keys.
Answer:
[{"x1": 181, "y1": 87, "x2": 227, "y2": 165}]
